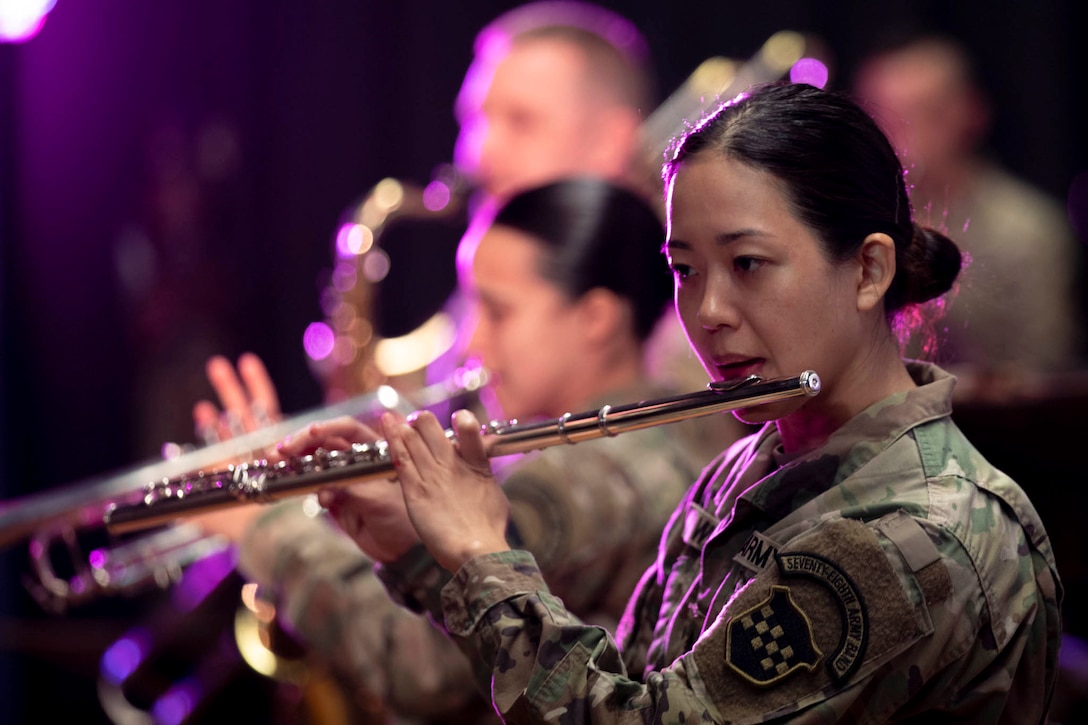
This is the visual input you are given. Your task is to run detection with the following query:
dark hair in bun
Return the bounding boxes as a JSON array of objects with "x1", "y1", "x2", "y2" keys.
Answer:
[
  {"x1": 888, "y1": 222, "x2": 963, "y2": 310},
  {"x1": 491, "y1": 177, "x2": 672, "y2": 341}
]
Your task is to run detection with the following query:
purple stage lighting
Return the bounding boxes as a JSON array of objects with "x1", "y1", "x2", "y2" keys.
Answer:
[
  {"x1": 0, "y1": 0, "x2": 56, "y2": 43},
  {"x1": 153, "y1": 679, "x2": 201, "y2": 725},
  {"x1": 100, "y1": 627, "x2": 151, "y2": 685}
]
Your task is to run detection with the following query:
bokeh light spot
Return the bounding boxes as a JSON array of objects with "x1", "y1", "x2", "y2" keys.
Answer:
[
  {"x1": 362, "y1": 248, "x2": 391, "y2": 283},
  {"x1": 423, "y1": 180, "x2": 452, "y2": 211},
  {"x1": 335, "y1": 222, "x2": 373, "y2": 257},
  {"x1": 790, "y1": 58, "x2": 829, "y2": 89},
  {"x1": 100, "y1": 628, "x2": 150, "y2": 684},
  {"x1": 332, "y1": 262, "x2": 358, "y2": 293},
  {"x1": 303, "y1": 322, "x2": 336, "y2": 361},
  {"x1": 153, "y1": 680, "x2": 200, "y2": 725},
  {"x1": 763, "y1": 30, "x2": 806, "y2": 73}
]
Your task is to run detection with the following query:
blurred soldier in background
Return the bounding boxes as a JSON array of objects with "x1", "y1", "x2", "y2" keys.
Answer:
[{"x1": 853, "y1": 35, "x2": 1084, "y2": 397}]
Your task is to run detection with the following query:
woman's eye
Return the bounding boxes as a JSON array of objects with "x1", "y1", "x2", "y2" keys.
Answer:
[
  {"x1": 734, "y1": 256, "x2": 764, "y2": 273},
  {"x1": 481, "y1": 304, "x2": 506, "y2": 324},
  {"x1": 668, "y1": 262, "x2": 694, "y2": 281}
]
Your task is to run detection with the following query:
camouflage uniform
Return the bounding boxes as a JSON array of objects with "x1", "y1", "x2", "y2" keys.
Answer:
[
  {"x1": 237, "y1": 381, "x2": 714, "y2": 720},
  {"x1": 426, "y1": 362, "x2": 1063, "y2": 723}
]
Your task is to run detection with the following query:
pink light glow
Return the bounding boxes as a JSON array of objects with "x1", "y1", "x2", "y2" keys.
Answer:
[
  {"x1": 303, "y1": 321, "x2": 336, "y2": 361},
  {"x1": 0, "y1": 0, "x2": 55, "y2": 43},
  {"x1": 332, "y1": 261, "x2": 357, "y2": 292},
  {"x1": 335, "y1": 222, "x2": 355, "y2": 257},
  {"x1": 423, "y1": 180, "x2": 452, "y2": 211},
  {"x1": 170, "y1": 548, "x2": 235, "y2": 613},
  {"x1": 790, "y1": 58, "x2": 829, "y2": 89},
  {"x1": 336, "y1": 222, "x2": 371, "y2": 257}
]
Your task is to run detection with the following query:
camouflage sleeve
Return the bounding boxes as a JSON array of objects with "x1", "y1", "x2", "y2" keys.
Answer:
[
  {"x1": 442, "y1": 549, "x2": 722, "y2": 723},
  {"x1": 237, "y1": 502, "x2": 479, "y2": 717},
  {"x1": 373, "y1": 541, "x2": 452, "y2": 620},
  {"x1": 376, "y1": 539, "x2": 554, "y2": 703}
]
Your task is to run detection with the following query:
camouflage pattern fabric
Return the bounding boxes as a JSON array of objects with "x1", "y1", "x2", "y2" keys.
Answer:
[
  {"x1": 436, "y1": 362, "x2": 1063, "y2": 723},
  {"x1": 237, "y1": 381, "x2": 713, "y2": 721}
]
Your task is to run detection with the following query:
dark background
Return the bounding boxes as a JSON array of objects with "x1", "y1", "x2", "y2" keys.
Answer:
[{"x1": 1, "y1": 0, "x2": 1086, "y2": 721}]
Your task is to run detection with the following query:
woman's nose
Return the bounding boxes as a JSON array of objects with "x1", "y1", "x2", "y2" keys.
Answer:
[
  {"x1": 464, "y1": 314, "x2": 489, "y2": 359},
  {"x1": 695, "y1": 273, "x2": 741, "y2": 331}
]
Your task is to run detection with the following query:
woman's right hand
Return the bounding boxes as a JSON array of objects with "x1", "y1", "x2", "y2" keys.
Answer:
[{"x1": 382, "y1": 409, "x2": 511, "y2": 572}]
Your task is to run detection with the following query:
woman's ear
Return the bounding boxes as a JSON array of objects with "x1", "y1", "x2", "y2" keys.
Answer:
[
  {"x1": 855, "y1": 232, "x2": 896, "y2": 312},
  {"x1": 577, "y1": 288, "x2": 628, "y2": 343}
]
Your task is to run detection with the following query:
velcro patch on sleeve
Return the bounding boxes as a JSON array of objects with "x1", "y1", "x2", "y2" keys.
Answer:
[
  {"x1": 688, "y1": 518, "x2": 934, "y2": 724},
  {"x1": 876, "y1": 509, "x2": 952, "y2": 606}
]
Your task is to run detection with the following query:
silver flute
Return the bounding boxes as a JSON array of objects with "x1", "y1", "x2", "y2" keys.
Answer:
[{"x1": 104, "y1": 371, "x2": 820, "y2": 535}]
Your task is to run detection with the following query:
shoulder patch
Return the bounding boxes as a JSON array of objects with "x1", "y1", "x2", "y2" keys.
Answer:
[
  {"x1": 725, "y1": 585, "x2": 822, "y2": 685},
  {"x1": 777, "y1": 551, "x2": 867, "y2": 682}
]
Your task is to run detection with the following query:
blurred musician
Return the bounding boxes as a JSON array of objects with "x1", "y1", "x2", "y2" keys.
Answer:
[{"x1": 201, "y1": 178, "x2": 720, "y2": 721}]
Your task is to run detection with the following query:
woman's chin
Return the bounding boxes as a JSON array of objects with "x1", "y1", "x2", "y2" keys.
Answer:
[{"x1": 732, "y1": 397, "x2": 804, "y2": 425}]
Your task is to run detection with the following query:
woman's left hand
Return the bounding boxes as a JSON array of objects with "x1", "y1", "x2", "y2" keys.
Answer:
[
  {"x1": 273, "y1": 416, "x2": 421, "y2": 563},
  {"x1": 382, "y1": 409, "x2": 511, "y2": 572}
]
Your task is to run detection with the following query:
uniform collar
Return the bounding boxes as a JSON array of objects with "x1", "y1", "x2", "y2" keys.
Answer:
[{"x1": 736, "y1": 362, "x2": 956, "y2": 518}]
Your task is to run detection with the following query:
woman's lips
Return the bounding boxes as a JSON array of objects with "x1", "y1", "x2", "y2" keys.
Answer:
[{"x1": 712, "y1": 358, "x2": 764, "y2": 381}]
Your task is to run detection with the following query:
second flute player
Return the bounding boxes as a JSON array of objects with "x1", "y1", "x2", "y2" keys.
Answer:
[{"x1": 190, "y1": 177, "x2": 735, "y2": 722}]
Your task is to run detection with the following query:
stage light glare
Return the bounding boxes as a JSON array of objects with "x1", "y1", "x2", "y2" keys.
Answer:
[{"x1": 0, "y1": 0, "x2": 56, "y2": 43}]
